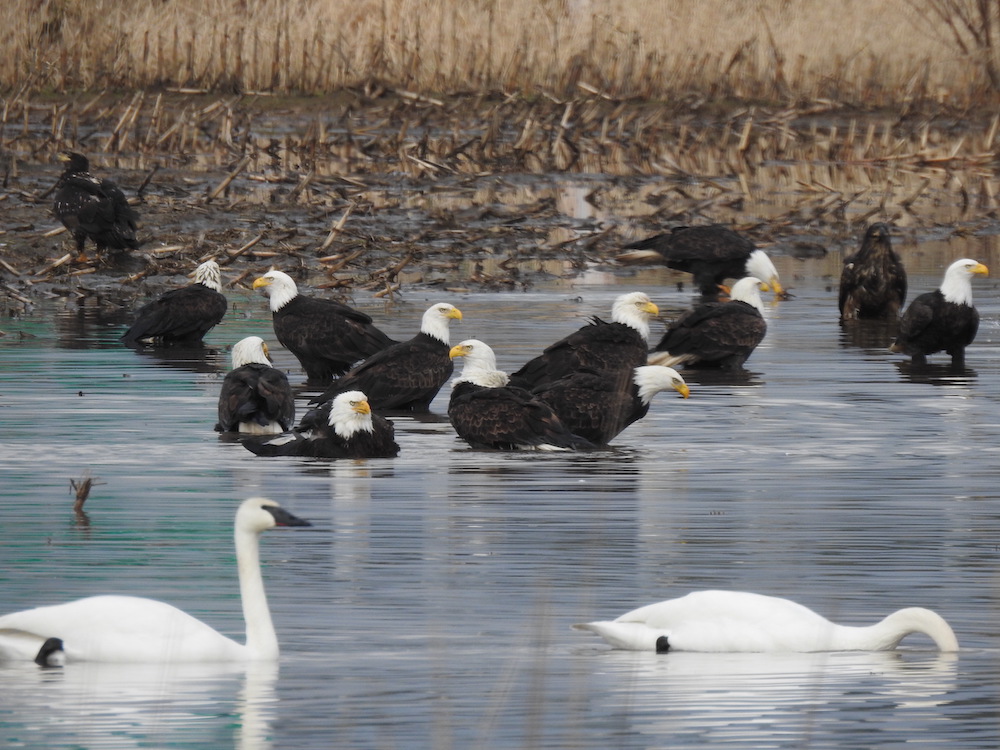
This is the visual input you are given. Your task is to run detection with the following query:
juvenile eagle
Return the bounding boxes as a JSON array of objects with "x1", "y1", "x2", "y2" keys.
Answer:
[
  {"x1": 838, "y1": 223, "x2": 907, "y2": 320},
  {"x1": 53, "y1": 151, "x2": 140, "y2": 261}
]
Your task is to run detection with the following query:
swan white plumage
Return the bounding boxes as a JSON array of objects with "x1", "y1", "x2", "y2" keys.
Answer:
[
  {"x1": 0, "y1": 498, "x2": 311, "y2": 664},
  {"x1": 573, "y1": 590, "x2": 959, "y2": 653}
]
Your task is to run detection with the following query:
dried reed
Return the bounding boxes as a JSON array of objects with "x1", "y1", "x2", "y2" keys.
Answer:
[{"x1": 0, "y1": 0, "x2": 991, "y2": 107}]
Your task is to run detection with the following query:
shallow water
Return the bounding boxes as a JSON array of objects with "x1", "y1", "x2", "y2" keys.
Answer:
[{"x1": 1, "y1": 262, "x2": 1000, "y2": 748}]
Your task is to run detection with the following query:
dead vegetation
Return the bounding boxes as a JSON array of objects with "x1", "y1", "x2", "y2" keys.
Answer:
[
  {"x1": 1, "y1": 88, "x2": 999, "y2": 308},
  {"x1": 1, "y1": 0, "x2": 997, "y2": 106}
]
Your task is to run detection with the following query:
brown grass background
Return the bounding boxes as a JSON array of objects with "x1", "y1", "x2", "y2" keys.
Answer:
[{"x1": 1, "y1": 0, "x2": 988, "y2": 106}]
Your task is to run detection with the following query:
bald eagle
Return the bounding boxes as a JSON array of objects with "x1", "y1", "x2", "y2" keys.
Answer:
[
  {"x1": 252, "y1": 269, "x2": 396, "y2": 384},
  {"x1": 890, "y1": 258, "x2": 989, "y2": 366},
  {"x1": 243, "y1": 391, "x2": 399, "y2": 458},
  {"x1": 618, "y1": 224, "x2": 783, "y2": 298},
  {"x1": 312, "y1": 303, "x2": 463, "y2": 412},
  {"x1": 533, "y1": 365, "x2": 689, "y2": 446},
  {"x1": 507, "y1": 292, "x2": 659, "y2": 391},
  {"x1": 53, "y1": 151, "x2": 139, "y2": 261},
  {"x1": 121, "y1": 260, "x2": 227, "y2": 347},
  {"x1": 215, "y1": 336, "x2": 295, "y2": 434},
  {"x1": 650, "y1": 276, "x2": 768, "y2": 370},
  {"x1": 448, "y1": 339, "x2": 593, "y2": 451},
  {"x1": 839, "y1": 223, "x2": 907, "y2": 320}
]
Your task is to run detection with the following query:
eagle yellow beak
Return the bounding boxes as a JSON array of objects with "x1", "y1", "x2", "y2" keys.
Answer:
[
  {"x1": 353, "y1": 399, "x2": 371, "y2": 415},
  {"x1": 57, "y1": 152, "x2": 71, "y2": 162},
  {"x1": 758, "y1": 281, "x2": 771, "y2": 293},
  {"x1": 252, "y1": 276, "x2": 270, "y2": 289},
  {"x1": 973, "y1": 263, "x2": 989, "y2": 276},
  {"x1": 769, "y1": 277, "x2": 785, "y2": 296},
  {"x1": 447, "y1": 307, "x2": 463, "y2": 321},
  {"x1": 642, "y1": 301, "x2": 659, "y2": 316},
  {"x1": 261, "y1": 342, "x2": 272, "y2": 362},
  {"x1": 675, "y1": 382, "x2": 691, "y2": 399},
  {"x1": 449, "y1": 344, "x2": 471, "y2": 359}
]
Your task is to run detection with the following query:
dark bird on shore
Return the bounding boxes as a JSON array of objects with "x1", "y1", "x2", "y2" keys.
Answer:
[
  {"x1": 312, "y1": 303, "x2": 463, "y2": 412},
  {"x1": 532, "y1": 365, "x2": 689, "y2": 446},
  {"x1": 448, "y1": 340, "x2": 593, "y2": 451},
  {"x1": 243, "y1": 391, "x2": 399, "y2": 458},
  {"x1": 649, "y1": 276, "x2": 768, "y2": 370},
  {"x1": 215, "y1": 336, "x2": 295, "y2": 435},
  {"x1": 120, "y1": 260, "x2": 227, "y2": 347},
  {"x1": 507, "y1": 292, "x2": 659, "y2": 391},
  {"x1": 53, "y1": 151, "x2": 140, "y2": 262},
  {"x1": 890, "y1": 258, "x2": 989, "y2": 366},
  {"x1": 252, "y1": 269, "x2": 396, "y2": 384},
  {"x1": 838, "y1": 223, "x2": 907, "y2": 321},
  {"x1": 617, "y1": 224, "x2": 783, "y2": 298}
]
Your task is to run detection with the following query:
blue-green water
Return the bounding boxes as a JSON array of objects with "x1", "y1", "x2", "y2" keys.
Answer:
[{"x1": 1, "y1": 261, "x2": 1000, "y2": 749}]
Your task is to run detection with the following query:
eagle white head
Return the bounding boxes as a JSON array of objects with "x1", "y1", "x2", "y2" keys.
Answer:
[
  {"x1": 611, "y1": 292, "x2": 659, "y2": 342},
  {"x1": 420, "y1": 303, "x2": 463, "y2": 344},
  {"x1": 252, "y1": 269, "x2": 299, "y2": 312},
  {"x1": 194, "y1": 260, "x2": 223, "y2": 293},
  {"x1": 633, "y1": 365, "x2": 690, "y2": 404},
  {"x1": 328, "y1": 391, "x2": 374, "y2": 439},
  {"x1": 745, "y1": 250, "x2": 782, "y2": 297},
  {"x1": 231, "y1": 336, "x2": 272, "y2": 369},
  {"x1": 939, "y1": 258, "x2": 989, "y2": 306},
  {"x1": 729, "y1": 276, "x2": 768, "y2": 315},
  {"x1": 449, "y1": 339, "x2": 510, "y2": 388}
]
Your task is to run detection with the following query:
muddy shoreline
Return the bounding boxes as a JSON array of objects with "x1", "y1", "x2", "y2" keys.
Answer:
[{"x1": 2, "y1": 92, "x2": 999, "y2": 313}]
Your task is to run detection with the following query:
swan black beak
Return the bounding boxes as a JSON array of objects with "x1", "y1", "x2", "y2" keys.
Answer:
[{"x1": 266, "y1": 506, "x2": 312, "y2": 527}]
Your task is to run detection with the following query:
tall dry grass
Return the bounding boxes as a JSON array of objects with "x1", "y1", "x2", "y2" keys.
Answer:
[{"x1": 0, "y1": 0, "x2": 989, "y2": 105}]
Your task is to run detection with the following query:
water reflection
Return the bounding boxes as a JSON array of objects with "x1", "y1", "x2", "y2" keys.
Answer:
[
  {"x1": 580, "y1": 650, "x2": 958, "y2": 745},
  {"x1": 893, "y1": 361, "x2": 979, "y2": 386},
  {"x1": 838, "y1": 318, "x2": 899, "y2": 352},
  {"x1": 673, "y1": 366, "x2": 764, "y2": 388},
  {"x1": 52, "y1": 305, "x2": 131, "y2": 350},
  {"x1": 126, "y1": 343, "x2": 226, "y2": 375},
  {"x1": 0, "y1": 661, "x2": 277, "y2": 750},
  {"x1": 2, "y1": 277, "x2": 1000, "y2": 748}
]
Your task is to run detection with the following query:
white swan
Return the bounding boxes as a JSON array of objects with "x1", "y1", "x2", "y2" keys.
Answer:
[
  {"x1": 0, "y1": 498, "x2": 311, "y2": 664},
  {"x1": 573, "y1": 590, "x2": 958, "y2": 653}
]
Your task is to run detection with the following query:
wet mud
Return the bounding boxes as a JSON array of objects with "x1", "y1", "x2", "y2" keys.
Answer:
[{"x1": 2, "y1": 91, "x2": 1000, "y2": 315}]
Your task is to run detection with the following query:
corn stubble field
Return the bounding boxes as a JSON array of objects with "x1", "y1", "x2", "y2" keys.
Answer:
[
  {"x1": 0, "y1": 0, "x2": 989, "y2": 102},
  {"x1": 2, "y1": 0, "x2": 1000, "y2": 304}
]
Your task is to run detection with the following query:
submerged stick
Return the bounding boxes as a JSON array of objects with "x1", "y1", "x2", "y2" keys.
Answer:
[
  {"x1": 205, "y1": 155, "x2": 252, "y2": 203},
  {"x1": 70, "y1": 472, "x2": 101, "y2": 515},
  {"x1": 318, "y1": 203, "x2": 355, "y2": 252}
]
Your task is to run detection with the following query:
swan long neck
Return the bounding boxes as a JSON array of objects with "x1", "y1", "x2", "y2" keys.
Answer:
[
  {"x1": 235, "y1": 526, "x2": 279, "y2": 660},
  {"x1": 831, "y1": 608, "x2": 959, "y2": 651}
]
